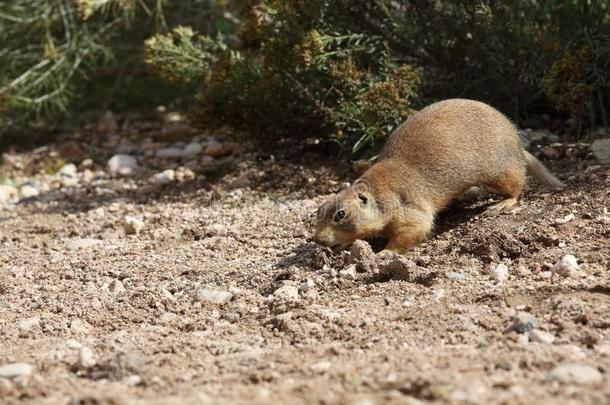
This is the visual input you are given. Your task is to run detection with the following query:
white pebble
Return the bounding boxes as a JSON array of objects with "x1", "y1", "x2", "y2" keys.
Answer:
[
  {"x1": 0, "y1": 363, "x2": 33, "y2": 379},
  {"x1": 207, "y1": 223, "x2": 227, "y2": 236},
  {"x1": 59, "y1": 163, "x2": 78, "y2": 177},
  {"x1": 65, "y1": 339, "x2": 82, "y2": 350},
  {"x1": 70, "y1": 319, "x2": 92, "y2": 335},
  {"x1": 123, "y1": 216, "x2": 145, "y2": 235},
  {"x1": 530, "y1": 329, "x2": 555, "y2": 344},
  {"x1": 309, "y1": 361, "x2": 331, "y2": 373},
  {"x1": 491, "y1": 263, "x2": 509, "y2": 284},
  {"x1": 183, "y1": 142, "x2": 203, "y2": 157},
  {"x1": 338, "y1": 264, "x2": 357, "y2": 280},
  {"x1": 273, "y1": 285, "x2": 299, "y2": 301},
  {"x1": 149, "y1": 169, "x2": 176, "y2": 185},
  {"x1": 107, "y1": 154, "x2": 138, "y2": 176},
  {"x1": 552, "y1": 255, "x2": 580, "y2": 277},
  {"x1": 18, "y1": 317, "x2": 40, "y2": 337},
  {"x1": 158, "y1": 312, "x2": 177, "y2": 324},
  {"x1": 299, "y1": 278, "x2": 315, "y2": 292},
  {"x1": 108, "y1": 279, "x2": 126, "y2": 294},
  {"x1": 196, "y1": 288, "x2": 233, "y2": 304},
  {"x1": 555, "y1": 213, "x2": 575, "y2": 224},
  {"x1": 19, "y1": 185, "x2": 39, "y2": 199},
  {"x1": 156, "y1": 147, "x2": 184, "y2": 159},
  {"x1": 66, "y1": 238, "x2": 102, "y2": 250},
  {"x1": 430, "y1": 289, "x2": 445, "y2": 302},
  {"x1": 547, "y1": 363, "x2": 602, "y2": 385},
  {"x1": 77, "y1": 347, "x2": 97, "y2": 369},
  {"x1": 124, "y1": 374, "x2": 142, "y2": 386},
  {"x1": 0, "y1": 184, "x2": 18, "y2": 203}
]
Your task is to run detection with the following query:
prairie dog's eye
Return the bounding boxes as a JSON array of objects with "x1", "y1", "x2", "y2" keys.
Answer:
[
  {"x1": 357, "y1": 193, "x2": 367, "y2": 205},
  {"x1": 333, "y1": 209, "x2": 346, "y2": 222}
]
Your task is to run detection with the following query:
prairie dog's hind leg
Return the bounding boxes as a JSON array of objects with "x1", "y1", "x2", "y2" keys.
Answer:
[{"x1": 484, "y1": 164, "x2": 526, "y2": 216}]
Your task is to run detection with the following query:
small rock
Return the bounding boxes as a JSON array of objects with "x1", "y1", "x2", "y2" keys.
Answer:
[
  {"x1": 66, "y1": 238, "x2": 102, "y2": 250},
  {"x1": 158, "y1": 312, "x2": 177, "y2": 324},
  {"x1": 107, "y1": 154, "x2": 138, "y2": 176},
  {"x1": 552, "y1": 254, "x2": 580, "y2": 277},
  {"x1": 19, "y1": 184, "x2": 39, "y2": 199},
  {"x1": 530, "y1": 329, "x2": 555, "y2": 344},
  {"x1": 196, "y1": 288, "x2": 233, "y2": 305},
  {"x1": 350, "y1": 240, "x2": 373, "y2": 261},
  {"x1": 591, "y1": 139, "x2": 610, "y2": 164},
  {"x1": 65, "y1": 339, "x2": 82, "y2": 350},
  {"x1": 123, "y1": 374, "x2": 142, "y2": 386},
  {"x1": 517, "y1": 332, "x2": 530, "y2": 345},
  {"x1": 0, "y1": 184, "x2": 18, "y2": 203},
  {"x1": 59, "y1": 163, "x2": 78, "y2": 177},
  {"x1": 445, "y1": 271, "x2": 466, "y2": 281},
  {"x1": 0, "y1": 376, "x2": 14, "y2": 394},
  {"x1": 310, "y1": 361, "x2": 332, "y2": 373},
  {"x1": 555, "y1": 213, "x2": 575, "y2": 225},
  {"x1": 61, "y1": 176, "x2": 79, "y2": 188},
  {"x1": 491, "y1": 263, "x2": 509, "y2": 284},
  {"x1": 123, "y1": 216, "x2": 145, "y2": 235},
  {"x1": 70, "y1": 319, "x2": 92, "y2": 335},
  {"x1": 81, "y1": 158, "x2": 93, "y2": 168},
  {"x1": 339, "y1": 264, "x2": 357, "y2": 280},
  {"x1": 183, "y1": 142, "x2": 203, "y2": 157},
  {"x1": 163, "y1": 111, "x2": 185, "y2": 123},
  {"x1": 18, "y1": 317, "x2": 40, "y2": 337},
  {"x1": 108, "y1": 279, "x2": 126, "y2": 294},
  {"x1": 299, "y1": 278, "x2": 315, "y2": 292},
  {"x1": 507, "y1": 312, "x2": 537, "y2": 334},
  {"x1": 222, "y1": 312, "x2": 240, "y2": 323},
  {"x1": 430, "y1": 289, "x2": 445, "y2": 302},
  {"x1": 204, "y1": 142, "x2": 230, "y2": 158},
  {"x1": 149, "y1": 169, "x2": 175, "y2": 185},
  {"x1": 539, "y1": 271, "x2": 553, "y2": 279},
  {"x1": 273, "y1": 312, "x2": 293, "y2": 331},
  {"x1": 546, "y1": 363, "x2": 602, "y2": 385},
  {"x1": 273, "y1": 285, "x2": 299, "y2": 301},
  {"x1": 0, "y1": 363, "x2": 33, "y2": 379},
  {"x1": 175, "y1": 167, "x2": 196, "y2": 182},
  {"x1": 156, "y1": 147, "x2": 184, "y2": 159},
  {"x1": 349, "y1": 240, "x2": 375, "y2": 272},
  {"x1": 76, "y1": 346, "x2": 96, "y2": 369},
  {"x1": 207, "y1": 223, "x2": 227, "y2": 236}
]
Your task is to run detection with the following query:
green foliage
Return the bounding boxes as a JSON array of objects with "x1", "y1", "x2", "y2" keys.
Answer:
[
  {"x1": 2, "y1": 0, "x2": 609, "y2": 150},
  {"x1": 145, "y1": 0, "x2": 422, "y2": 152},
  {"x1": 144, "y1": 0, "x2": 610, "y2": 152},
  {"x1": 541, "y1": 0, "x2": 610, "y2": 127},
  {"x1": 144, "y1": 26, "x2": 227, "y2": 84},
  {"x1": 0, "y1": 0, "x2": 235, "y2": 143}
]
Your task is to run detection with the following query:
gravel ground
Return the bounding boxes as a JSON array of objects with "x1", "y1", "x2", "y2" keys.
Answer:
[{"x1": 1, "y1": 113, "x2": 609, "y2": 404}]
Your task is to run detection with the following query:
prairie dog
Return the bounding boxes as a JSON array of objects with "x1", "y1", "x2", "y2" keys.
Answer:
[{"x1": 314, "y1": 99, "x2": 563, "y2": 253}]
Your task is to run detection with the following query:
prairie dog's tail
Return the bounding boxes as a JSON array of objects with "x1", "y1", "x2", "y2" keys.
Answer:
[{"x1": 523, "y1": 150, "x2": 564, "y2": 189}]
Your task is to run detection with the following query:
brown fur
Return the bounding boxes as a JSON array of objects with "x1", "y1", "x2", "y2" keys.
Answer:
[{"x1": 313, "y1": 99, "x2": 563, "y2": 253}]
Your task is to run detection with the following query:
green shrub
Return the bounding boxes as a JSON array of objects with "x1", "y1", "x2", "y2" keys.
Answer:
[
  {"x1": 0, "y1": 0, "x2": 234, "y2": 144},
  {"x1": 146, "y1": 1, "x2": 422, "y2": 153}
]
